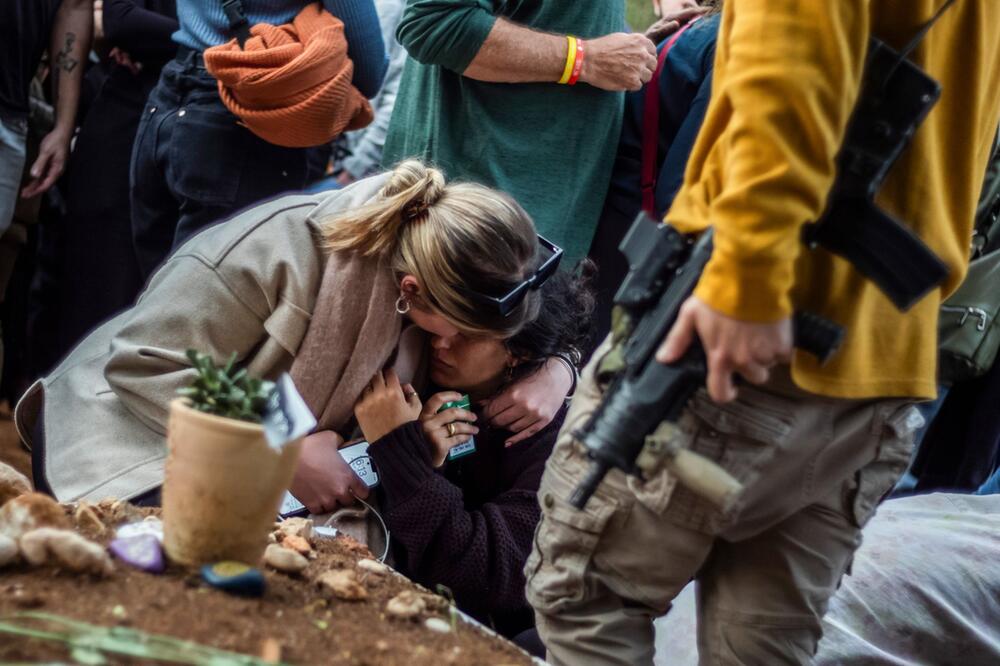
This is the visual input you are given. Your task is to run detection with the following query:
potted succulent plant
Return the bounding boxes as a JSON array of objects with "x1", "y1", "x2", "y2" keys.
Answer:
[{"x1": 162, "y1": 351, "x2": 305, "y2": 567}]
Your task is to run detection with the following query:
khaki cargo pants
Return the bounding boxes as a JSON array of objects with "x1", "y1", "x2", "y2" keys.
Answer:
[{"x1": 526, "y1": 338, "x2": 920, "y2": 665}]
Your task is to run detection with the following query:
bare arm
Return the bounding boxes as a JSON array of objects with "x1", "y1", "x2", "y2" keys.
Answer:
[
  {"x1": 461, "y1": 18, "x2": 565, "y2": 83},
  {"x1": 396, "y1": 1, "x2": 660, "y2": 92},
  {"x1": 22, "y1": 0, "x2": 93, "y2": 198},
  {"x1": 463, "y1": 18, "x2": 658, "y2": 91},
  {"x1": 51, "y1": 0, "x2": 92, "y2": 128}
]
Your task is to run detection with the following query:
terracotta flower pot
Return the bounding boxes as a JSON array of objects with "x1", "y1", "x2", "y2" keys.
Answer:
[{"x1": 162, "y1": 399, "x2": 303, "y2": 567}]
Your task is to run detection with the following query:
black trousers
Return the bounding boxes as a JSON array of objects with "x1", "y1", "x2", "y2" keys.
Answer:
[
  {"x1": 129, "y1": 48, "x2": 309, "y2": 279},
  {"x1": 33, "y1": 65, "x2": 150, "y2": 372}
]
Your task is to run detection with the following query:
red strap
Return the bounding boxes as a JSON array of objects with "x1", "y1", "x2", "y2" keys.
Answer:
[{"x1": 641, "y1": 21, "x2": 696, "y2": 216}]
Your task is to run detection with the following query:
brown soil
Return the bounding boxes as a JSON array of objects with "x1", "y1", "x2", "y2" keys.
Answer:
[
  {"x1": 0, "y1": 401, "x2": 31, "y2": 480},
  {"x1": 0, "y1": 430, "x2": 533, "y2": 665}
]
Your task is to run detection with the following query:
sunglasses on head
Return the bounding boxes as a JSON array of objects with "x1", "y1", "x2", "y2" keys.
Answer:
[{"x1": 462, "y1": 235, "x2": 564, "y2": 317}]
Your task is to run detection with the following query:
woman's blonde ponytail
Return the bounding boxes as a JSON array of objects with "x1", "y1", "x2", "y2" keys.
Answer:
[
  {"x1": 321, "y1": 160, "x2": 542, "y2": 339},
  {"x1": 323, "y1": 160, "x2": 446, "y2": 256}
]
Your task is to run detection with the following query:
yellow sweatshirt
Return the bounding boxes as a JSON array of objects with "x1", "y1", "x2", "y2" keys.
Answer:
[{"x1": 667, "y1": 0, "x2": 1000, "y2": 399}]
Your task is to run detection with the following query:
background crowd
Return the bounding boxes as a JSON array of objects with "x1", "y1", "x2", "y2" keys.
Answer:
[{"x1": 0, "y1": 0, "x2": 998, "y2": 663}]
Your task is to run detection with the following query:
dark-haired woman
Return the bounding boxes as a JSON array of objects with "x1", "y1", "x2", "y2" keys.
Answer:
[{"x1": 354, "y1": 270, "x2": 594, "y2": 655}]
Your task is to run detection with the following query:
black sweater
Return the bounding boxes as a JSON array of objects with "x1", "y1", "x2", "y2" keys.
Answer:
[
  {"x1": 368, "y1": 406, "x2": 566, "y2": 638},
  {"x1": 104, "y1": 0, "x2": 178, "y2": 63}
]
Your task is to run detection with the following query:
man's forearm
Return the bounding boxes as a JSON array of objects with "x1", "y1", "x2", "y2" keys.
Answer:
[
  {"x1": 463, "y1": 18, "x2": 566, "y2": 83},
  {"x1": 462, "y1": 17, "x2": 657, "y2": 92},
  {"x1": 50, "y1": 0, "x2": 93, "y2": 132}
]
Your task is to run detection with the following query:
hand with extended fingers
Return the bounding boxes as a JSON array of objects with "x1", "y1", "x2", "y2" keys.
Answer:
[
  {"x1": 645, "y1": 5, "x2": 710, "y2": 44},
  {"x1": 481, "y1": 356, "x2": 573, "y2": 447},
  {"x1": 657, "y1": 296, "x2": 792, "y2": 403},
  {"x1": 354, "y1": 369, "x2": 422, "y2": 444}
]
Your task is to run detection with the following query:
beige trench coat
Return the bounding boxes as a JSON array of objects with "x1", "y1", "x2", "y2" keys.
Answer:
[{"x1": 15, "y1": 174, "x2": 391, "y2": 502}]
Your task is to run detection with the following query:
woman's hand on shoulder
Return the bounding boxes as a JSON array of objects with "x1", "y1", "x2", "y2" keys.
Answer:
[
  {"x1": 419, "y1": 392, "x2": 479, "y2": 467},
  {"x1": 354, "y1": 369, "x2": 422, "y2": 443},
  {"x1": 482, "y1": 357, "x2": 573, "y2": 447}
]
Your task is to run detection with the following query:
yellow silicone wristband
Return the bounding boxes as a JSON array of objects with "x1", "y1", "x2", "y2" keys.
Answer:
[{"x1": 559, "y1": 35, "x2": 577, "y2": 84}]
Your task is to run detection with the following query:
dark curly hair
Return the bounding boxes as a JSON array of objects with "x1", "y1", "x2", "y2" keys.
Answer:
[{"x1": 504, "y1": 261, "x2": 597, "y2": 383}]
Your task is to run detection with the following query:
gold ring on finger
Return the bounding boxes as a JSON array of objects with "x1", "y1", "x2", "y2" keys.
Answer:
[{"x1": 446, "y1": 422, "x2": 457, "y2": 437}]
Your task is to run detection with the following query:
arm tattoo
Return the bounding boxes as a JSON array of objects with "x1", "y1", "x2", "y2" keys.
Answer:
[{"x1": 54, "y1": 33, "x2": 79, "y2": 73}]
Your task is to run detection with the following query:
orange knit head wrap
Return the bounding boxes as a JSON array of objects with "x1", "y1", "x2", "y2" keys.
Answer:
[{"x1": 203, "y1": 3, "x2": 374, "y2": 148}]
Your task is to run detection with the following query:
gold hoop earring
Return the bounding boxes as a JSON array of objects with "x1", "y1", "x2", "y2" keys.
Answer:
[{"x1": 395, "y1": 296, "x2": 411, "y2": 315}]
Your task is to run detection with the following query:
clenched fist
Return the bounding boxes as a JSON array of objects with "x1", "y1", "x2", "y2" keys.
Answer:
[{"x1": 580, "y1": 32, "x2": 658, "y2": 91}]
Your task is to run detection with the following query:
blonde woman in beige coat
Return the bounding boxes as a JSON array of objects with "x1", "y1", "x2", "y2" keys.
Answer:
[{"x1": 15, "y1": 161, "x2": 574, "y2": 507}]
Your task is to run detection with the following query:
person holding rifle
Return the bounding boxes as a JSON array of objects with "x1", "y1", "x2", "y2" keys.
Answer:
[{"x1": 526, "y1": 2, "x2": 1000, "y2": 664}]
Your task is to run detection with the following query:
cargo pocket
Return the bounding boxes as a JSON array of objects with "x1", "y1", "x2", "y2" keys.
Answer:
[
  {"x1": 849, "y1": 403, "x2": 920, "y2": 528},
  {"x1": 525, "y1": 483, "x2": 616, "y2": 614},
  {"x1": 667, "y1": 388, "x2": 795, "y2": 533}
]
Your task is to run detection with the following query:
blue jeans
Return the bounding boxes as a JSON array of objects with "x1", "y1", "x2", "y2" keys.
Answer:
[
  {"x1": 129, "y1": 48, "x2": 309, "y2": 278},
  {"x1": 891, "y1": 387, "x2": 950, "y2": 495},
  {"x1": 976, "y1": 468, "x2": 1000, "y2": 495},
  {"x1": 0, "y1": 115, "x2": 28, "y2": 237}
]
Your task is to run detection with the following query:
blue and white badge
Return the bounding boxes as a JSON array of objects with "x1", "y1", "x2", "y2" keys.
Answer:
[{"x1": 448, "y1": 438, "x2": 476, "y2": 461}]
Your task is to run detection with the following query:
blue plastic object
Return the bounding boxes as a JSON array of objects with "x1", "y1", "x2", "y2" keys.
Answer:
[{"x1": 200, "y1": 561, "x2": 266, "y2": 597}]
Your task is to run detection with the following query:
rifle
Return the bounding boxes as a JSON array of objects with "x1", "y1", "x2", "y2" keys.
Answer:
[
  {"x1": 569, "y1": 20, "x2": 959, "y2": 511},
  {"x1": 569, "y1": 215, "x2": 843, "y2": 511}
]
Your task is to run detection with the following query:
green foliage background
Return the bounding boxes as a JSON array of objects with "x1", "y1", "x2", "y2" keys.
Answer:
[{"x1": 626, "y1": 0, "x2": 657, "y2": 32}]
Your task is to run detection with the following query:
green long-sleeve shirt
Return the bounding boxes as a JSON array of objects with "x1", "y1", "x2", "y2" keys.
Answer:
[{"x1": 382, "y1": 0, "x2": 625, "y2": 266}]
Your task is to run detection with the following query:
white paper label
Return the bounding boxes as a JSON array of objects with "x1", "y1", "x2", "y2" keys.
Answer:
[{"x1": 447, "y1": 438, "x2": 476, "y2": 460}]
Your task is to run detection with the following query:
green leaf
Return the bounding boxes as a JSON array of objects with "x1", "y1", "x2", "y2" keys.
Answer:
[
  {"x1": 70, "y1": 646, "x2": 107, "y2": 665},
  {"x1": 0, "y1": 611, "x2": 290, "y2": 665},
  {"x1": 177, "y1": 349, "x2": 274, "y2": 424},
  {"x1": 223, "y1": 351, "x2": 238, "y2": 374}
]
